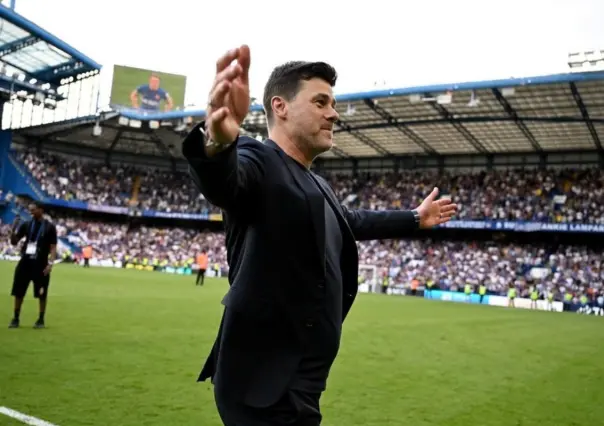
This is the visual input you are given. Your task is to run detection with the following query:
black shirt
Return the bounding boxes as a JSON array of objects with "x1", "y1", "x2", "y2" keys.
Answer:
[
  {"x1": 14, "y1": 218, "x2": 58, "y2": 268},
  {"x1": 291, "y1": 168, "x2": 345, "y2": 393}
]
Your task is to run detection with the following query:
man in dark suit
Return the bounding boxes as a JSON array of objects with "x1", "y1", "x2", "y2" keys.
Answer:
[{"x1": 182, "y1": 45, "x2": 457, "y2": 425}]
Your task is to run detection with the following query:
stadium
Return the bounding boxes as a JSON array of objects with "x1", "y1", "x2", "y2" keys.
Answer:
[{"x1": 1, "y1": 2, "x2": 604, "y2": 426}]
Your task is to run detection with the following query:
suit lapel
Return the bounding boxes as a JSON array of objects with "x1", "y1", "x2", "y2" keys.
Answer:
[
  {"x1": 265, "y1": 140, "x2": 326, "y2": 277},
  {"x1": 311, "y1": 171, "x2": 359, "y2": 308},
  {"x1": 264, "y1": 140, "x2": 359, "y2": 312},
  {"x1": 310, "y1": 174, "x2": 355, "y2": 242}
]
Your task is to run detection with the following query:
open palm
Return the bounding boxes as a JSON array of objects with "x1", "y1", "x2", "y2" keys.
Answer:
[
  {"x1": 416, "y1": 187, "x2": 458, "y2": 228},
  {"x1": 206, "y1": 45, "x2": 252, "y2": 145}
]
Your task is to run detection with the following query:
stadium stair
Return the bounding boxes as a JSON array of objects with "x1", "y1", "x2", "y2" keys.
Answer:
[
  {"x1": 0, "y1": 198, "x2": 29, "y2": 224},
  {"x1": 129, "y1": 175, "x2": 141, "y2": 205},
  {"x1": 4, "y1": 153, "x2": 48, "y2": 201}
]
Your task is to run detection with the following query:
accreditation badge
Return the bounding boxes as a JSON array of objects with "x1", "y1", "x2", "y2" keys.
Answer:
[{"x1": 25, "y1": 242, "x2": 38, "y2": 257}]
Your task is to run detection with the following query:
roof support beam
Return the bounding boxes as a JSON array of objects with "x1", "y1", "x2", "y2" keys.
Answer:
[
  {"x1": 492, "y1": 88, "x2": 543, "y2": 152},
  {"x1": 334, "y1": 115, "x2": 604, "y2": 133},
  {"x1": 146, "y1": 129, "x2": 174, "y2": 160},
  {"x1": 107, "y1": 129, "x2": 123, "y2": 153},
  {"x1": 42, "y1": 119, "x2": 99, "y2": 139},
  {"x1": 329, "y1": 146, "x2": 349, "y2": 158},
  {"x1": 428, "y1": 100, "x2": 489, "y2": 153},
  {"x1": 2, "y1": 58, "x2": 32, "y2": 76},
  {"x1": 0, "y1": 35, "x2": 38, "y2": 57},
  {"x1": 362, "y1": 99, "x2": 439, "y2": 155},
  {"x1": 569, "y1": 82, "x2": 603, "y2": 151},
  {"x1": 105, "y1": 129, "x2": 123, "y2": 164},
  {"x1": 336, "y1": 118, "x2": 392, "y2": 156},
  {"x1": 36, "y1": 59, "x2": 87, "y2": 82},
  {"x1": 119, "y1": 135, "x2": 163, "y2": 143}
]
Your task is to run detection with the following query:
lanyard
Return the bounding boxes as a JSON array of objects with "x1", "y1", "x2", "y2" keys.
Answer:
[{"x1": 28, "y1": 220, "x2": 44, "y2": 243}]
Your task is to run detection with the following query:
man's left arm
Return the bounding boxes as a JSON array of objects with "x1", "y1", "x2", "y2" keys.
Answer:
[
  {"x1": 342, "y1": 206, "x2": 419, "y2": 241},
  {"x1": 44, "y1": 224, "x2": 58, "y2": 276},
  {"x1": 341, "y1": 187, "x2": 458, "y2": 241}
]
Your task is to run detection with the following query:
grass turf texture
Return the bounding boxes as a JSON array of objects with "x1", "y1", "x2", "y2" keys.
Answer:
[{"x1": 1, "y1": 261, "x2": 603, "y2": 426}]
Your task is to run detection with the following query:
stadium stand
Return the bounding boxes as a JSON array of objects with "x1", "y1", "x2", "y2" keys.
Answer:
[
  {"x1": 0, "y1": 4, "x2": 602, "y2": 318},
  {"x1": 11, "y1": 150, "x2": 604, "y2": 224}
]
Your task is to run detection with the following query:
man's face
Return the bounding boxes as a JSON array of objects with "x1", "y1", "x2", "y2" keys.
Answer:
[
  {"x1": 282, "y1": 78, "x2": 339, "y2": 157},
  {"x1": 149, "y1": 76, "x2": 160, "y2": 90},
  {"x1": 29, "y1": 204, "x2": 42, "y2": 218}
]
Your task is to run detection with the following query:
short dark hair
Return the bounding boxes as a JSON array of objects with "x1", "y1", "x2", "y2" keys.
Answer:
[
  {"x1": 29, "y1": 201, "x2": 43, "y2": 210},
  {"x1": 262, "y1": 61, "x2": 338, "y2": 126}
]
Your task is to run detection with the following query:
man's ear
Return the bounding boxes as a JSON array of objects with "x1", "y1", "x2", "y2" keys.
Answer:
[{"x1": 271, "y1": 96, "x2": 288, "y2": 121}]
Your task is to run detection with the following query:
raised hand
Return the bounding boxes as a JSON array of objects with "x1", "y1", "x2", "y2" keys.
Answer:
[
  {"x1": 205, "y1": 45, "x2": 251, "y2": 148},
  {"x1": 416, "y1": 187, "x2": 458, "y2": 228}
]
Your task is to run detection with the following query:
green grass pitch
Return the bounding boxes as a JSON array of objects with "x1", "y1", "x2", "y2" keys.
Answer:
[{"x1": 1, "y1": 261, "x2": 603, "y2": 426}]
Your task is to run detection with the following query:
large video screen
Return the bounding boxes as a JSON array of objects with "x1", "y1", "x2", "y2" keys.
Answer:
[{"x1": 109, "y1": 65, "x2": 187, "y2": 112}]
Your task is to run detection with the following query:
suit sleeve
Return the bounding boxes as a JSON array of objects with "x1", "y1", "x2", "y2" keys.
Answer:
[
  {"x1": 10, "y1": 222, "x2": 27, "y2": 245},
  {"x1": 341, "y1": 205, "x2": 419, "y2": 241},
  {"x1": 182, "y1": 123, "x2": 265, "y2": 213},
  {"x1": 48, "y1": 224, "x2": 58, "y2": 246}
]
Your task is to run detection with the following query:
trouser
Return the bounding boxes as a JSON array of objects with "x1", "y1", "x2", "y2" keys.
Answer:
[
  {"x1": 11, "y1": 260, "x2": 50, "y2": 300},
  {"x1": 197, "y1": 268, "x2": 206, "y2": 285},
  {"x1": 214, "y1": 386, "x2": 322, "y2": 426}
]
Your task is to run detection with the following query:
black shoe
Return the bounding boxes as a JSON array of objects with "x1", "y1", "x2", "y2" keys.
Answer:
[
  {"x1": 33, "y1": 319, "x2": 45, "y2": 329},
  {"x1": 9, "y1": 318, "x2": 19, "y2": 328}
]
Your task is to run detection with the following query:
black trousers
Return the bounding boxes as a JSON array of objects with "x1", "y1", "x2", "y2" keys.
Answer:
[
  {"x1": 11, "y1": 260, "x2": 50, "y2": 300},
  {"x1": 196, "y1": 268, "x2": 206, "y2": 285},
  {"x1": 215, "y1": 386, "x2": 322, "y2": 426}
]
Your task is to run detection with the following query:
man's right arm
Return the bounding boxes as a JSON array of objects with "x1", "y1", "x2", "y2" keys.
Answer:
[
  {"x1": 182, "y1": 122, "x2": 265, "y2": 213},
  {"x1": 130, "y1": 87, "x2": 141, "y2": 108},
  {"x1": 10, "y1": 220, "x2": 25, "y2": 246}
]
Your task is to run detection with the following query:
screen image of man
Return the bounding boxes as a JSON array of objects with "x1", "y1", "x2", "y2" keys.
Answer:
[
  {"x1": 130, "y1": 73, "x2": 174, "y2": 112},
  {"x1": 8, "y1": 202, "x2": 58, "y2": 329},
  {"x1": 183, "y1": 45, "x2": 458, "y2": 426}
]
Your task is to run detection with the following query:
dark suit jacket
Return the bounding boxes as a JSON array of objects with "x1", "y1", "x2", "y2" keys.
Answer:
[{"x1": 182, "y1": 124, "x2": 418, "y2": 408}]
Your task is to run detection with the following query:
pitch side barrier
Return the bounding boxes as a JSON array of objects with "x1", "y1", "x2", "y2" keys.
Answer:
[
  {"x1": 0, "y1": 254, "x2": 217, "y2": 277},
  {"x1": 440, "y1": 220, "x2": 604, "y2": 234},
  {"x1": 419, "y1": 289, "x2": 603, "y2": 316}
]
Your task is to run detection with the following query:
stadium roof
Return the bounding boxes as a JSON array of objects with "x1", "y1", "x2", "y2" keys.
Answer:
[
  {"x1": 15, "y1": 70, "x2": 604, "y2": 159},
  {"x1": 0, "y1": 5, "x2": 101, "y2": 88},
  {"x1": 14, "y1": 112, "x2": 181, "y2": 160}
]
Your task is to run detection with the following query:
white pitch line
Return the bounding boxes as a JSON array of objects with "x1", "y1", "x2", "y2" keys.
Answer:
[{"x1": 0, "y1": 406, "x2": 59, "y2": 426}]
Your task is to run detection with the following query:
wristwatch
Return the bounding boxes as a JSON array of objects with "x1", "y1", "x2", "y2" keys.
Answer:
[
  {"x1": 411, "y1": 209, "x2": 421, "y2": 228},
  {"x1": 199, "y1": 123, "x2": 215, "y2": 148},
  {"x1": 200, "y1": 123, "x2": 239, "y2": 151}
]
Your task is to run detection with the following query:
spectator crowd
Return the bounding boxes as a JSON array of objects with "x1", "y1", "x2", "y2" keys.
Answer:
[
  {"x1": 1, "y1": 218, "x2": 601, "y2": 302},
  {"x1": 15, "y1": 150, "x2": 604, "y2": 224},
  {"x1": 1, "y1": 149, "x2": 601, "y2": 304}
]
